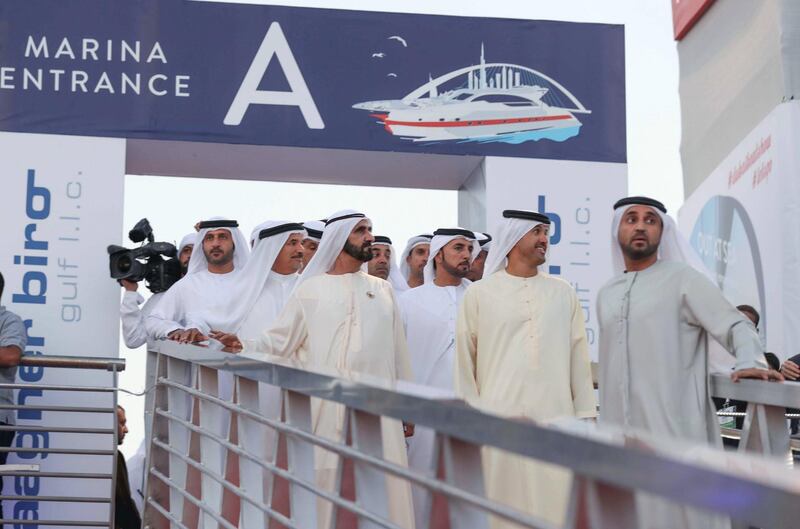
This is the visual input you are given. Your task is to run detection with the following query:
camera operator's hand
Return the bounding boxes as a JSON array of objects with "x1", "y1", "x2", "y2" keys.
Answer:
[
  {"x1": 167, "y1": 328, "x2": 208, "y2": 344},
  {"x1": 209, "y1": 331, "x2": 243, "y2": 352},
  {"x1": 119, "y1": 279, "x2": 139, "y2": 292},
  {"x1": 731, "y1": 367, "x2": 784, "y2": 383},
  {"x1": 780, "y1": 360, "x2": 800, "y2": 381}
]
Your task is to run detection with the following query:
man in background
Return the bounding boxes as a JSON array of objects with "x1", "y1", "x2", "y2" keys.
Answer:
[
  {"x1": 399, "y1": 234, "x2": 432, "y2": 289},
  {"x1": 0, "y1": 272, "x2": 24, "y2": 526},
  {"x1": 465, "y1": 232, "x2": 492, "y2": 282},
  {"x1": 368, "y1": 235, "x2": 408, "y2": 291},
  {"x1": 300, "y1": 220, "x2": 325, "y2": 271},
  {"x1": 115, "y1": 405, "x2": 141, "y2": 529}
]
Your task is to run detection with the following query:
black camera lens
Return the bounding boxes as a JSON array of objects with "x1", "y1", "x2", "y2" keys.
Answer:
[{"x1": 117, "y1": 255, "x2": 132, "y2": 273}]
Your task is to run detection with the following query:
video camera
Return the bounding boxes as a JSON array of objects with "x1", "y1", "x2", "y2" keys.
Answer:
[{"x1": 108, "y1": 218, "x2": 181, "y2": 294}]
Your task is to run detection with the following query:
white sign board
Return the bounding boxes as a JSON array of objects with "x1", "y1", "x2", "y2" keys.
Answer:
[
  {"x1": 483, "y1": 157, "x2": 628, "y2": 360},
  {"x1": 679, "y1": 101, "x2": 800, "y2": 361},
  {"x1": 0, "y1": 132, "x2": 125, "y2": 525}
]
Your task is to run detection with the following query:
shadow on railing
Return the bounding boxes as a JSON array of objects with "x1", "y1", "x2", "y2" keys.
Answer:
[
  {"x1": 0, "y1": 354, "x2": 124, "y2": 528},
  {"x1": 144, "y1": 341, "x2": 800, "y2": 529}
]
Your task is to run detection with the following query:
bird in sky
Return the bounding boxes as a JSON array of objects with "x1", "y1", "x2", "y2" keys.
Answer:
[
  {"x1": 372, "y1": 52, "x2": 386, "y2": 58},
  {"x1": 387, "y1": 35, "x2": 407, "y2": 47},
  {"x1": 387, "y1": 73, "x2": 398, "y2": 78}
]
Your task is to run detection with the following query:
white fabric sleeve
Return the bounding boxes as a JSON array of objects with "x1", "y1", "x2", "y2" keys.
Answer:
[
  {"x1": 568, "y1": 288, "x2": 598, "y2": 418},
  {"x1": 120, "y1": 291, "x2": 148, "y2": 349},
  {"x1": 454, "y1": 286, "x2": 481, "y2": 404},
  {"x1": 388, "y1": 286, "x2": 413, "y2": 382},
  {"x1": 145, "y1": 285, "x2": 184, "y2": 339},
  {"x1": 683, "y1": 271, "x2": 767, "y2": 371},
  {"x1": 243, "y1": 294, "x2": 308, "y2": 359}
]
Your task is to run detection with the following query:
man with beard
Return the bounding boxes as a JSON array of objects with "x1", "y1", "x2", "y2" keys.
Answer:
[
  {"x1": 398, "y1": 228, "x2": 477, "y2": 529},
  {"x1": 368, "y1": 235, "x2": 408, "y2": 291},
  {"x1": 597, "y1": 196, "x2": 781, "y2": 529},
  {"x1": 146, "y1": 218, "x2": 249, "y2": 342},
  {"x1": 212, "y1": 210, "x2": 415, "y2": 529},
  {"x1": 234, "y1": 221, "x2": 306, "y2": 340},
  {"x1": 454, "y1": 209, "x2": 595, "y2": 528},
  {"x1": 465, "y1": 232, "x2": 492, "y2": 282},
  {"x1": 400, "y1": 234, "x2": 432, "y2": 289},
  {"x1": 300, "y1": 219, "x2": 325, "y2": 272}
]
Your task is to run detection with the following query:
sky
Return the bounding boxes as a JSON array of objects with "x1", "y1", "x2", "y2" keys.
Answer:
[{"x1": 117, "y1": 0, "x2": 683, "y2": 456}]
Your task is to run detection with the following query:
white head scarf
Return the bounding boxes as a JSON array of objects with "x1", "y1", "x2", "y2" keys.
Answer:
[
  {"x1": 186, "y1": 217, "x2": 250, "y2": 276},
  {"x1": 178, "y1": 233, "x2": 196, "y2": 253},
  {"x1": 484, "y1": 210, "x2": 552, "y2": 277},
  {"x1": 423, "y1": 228, "x2": 480, "y2": 284},
  {"x1": 372, "y1": 236, "x2": 408, "y2": 292},
  {"x1": 293, "y1": 209, "x2": 369, "y2": 292},
  {"x1": 302, "y1": 220, "x2": 326, "y2": 243},
  {"x1": 399, "y1": 234, "x2": 433, "y2": 282},
  {"x1": 475, "y1": 232, "x2": 493, "y2": 253},
  {"x1": 227, "y1": 220, "x2": 306, "y2": 332},
  {"x1": 611, "y1": 196, "x2": 708, "y2": 276}
]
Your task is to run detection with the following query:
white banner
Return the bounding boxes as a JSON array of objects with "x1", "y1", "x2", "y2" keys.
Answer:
[
  {"x1": 482, "y1": 157, "x2": 628, "y2": 360},
  {"x1": 0, "y1": 132, "x2": 125, "y2": 525},
  {"x1": 678, "y1": 101, "x2": 800, "y2": 362}
]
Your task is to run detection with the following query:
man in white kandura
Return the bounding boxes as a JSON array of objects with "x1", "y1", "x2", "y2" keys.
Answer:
[
  {"x1": 368, "y1": 235, "x2": 409, "y2": 292},
  {"x1": 398, "y1": 227, "x2": 477, "y2": 529},
  {"x1": 300, "y1": 219, "x2": 325, "y2": 271},
  {"x1": 212, "y1": 210, "x2": 415, "y2": 529},
  {"x1": 465, "y1": 231, "x2": 492, "y2": 282},
  {"x1": 235, "y1": 221, "x2": 306, "y2": 340},
  {"x1": 455, "y1": 209, "x2": 596, "y2": 528},
  {"x1": 597, "y1": 196, "x2": 782, "y2": 529},
  {"x1": 399, "y1": 234, "x2": 432, "y2": 289},
  {"x1": 146, "y1": 217, "x2": 250, "y2": 342}
]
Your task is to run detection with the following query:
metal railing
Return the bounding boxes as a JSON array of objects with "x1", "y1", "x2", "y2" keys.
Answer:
[
  {"x1": 0, "y1": 354, "x2": 124, "y2": 527},
  {"x1": 592, "y1": 361, "x2": 800, "y2": 458},
  {"x1": 710, "y1": 373, "x2": 800, "y2": 460},
  {"x1": 144, "y1": 341, "x2": 800, "y2": 529}
]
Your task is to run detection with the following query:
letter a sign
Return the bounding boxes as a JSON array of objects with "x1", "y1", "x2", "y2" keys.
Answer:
[{"x1": 224, "y1": 22, "x2": 324, "y2": 129}]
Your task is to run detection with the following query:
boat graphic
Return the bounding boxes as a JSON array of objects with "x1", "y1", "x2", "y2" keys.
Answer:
[{"x1": 353, "y1": 45, "x2": 591, "y2": 144}]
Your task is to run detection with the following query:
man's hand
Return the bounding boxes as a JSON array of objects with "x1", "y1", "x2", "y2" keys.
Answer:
[
  {"x1": 119, "y1": 279, "x2": 138, "y2": 292},
  {"x1": 209, "y1": 331, "x2": 243, "y2": 352},
  {"x1": 780, "y1": 360, "x2": 800, "y2": 381},
  {"x1": 167, "y1": 328, "x2": 208, "y2": 344},
  {"x1": 402, "y1": 422, "x2": 415, "y2": 438},
  {"x1": 731, "y1": 367, "x2": 784, "y2": 382},
  {"x1": 0, "y1": 346, "x2": 22, "y2": 368}
]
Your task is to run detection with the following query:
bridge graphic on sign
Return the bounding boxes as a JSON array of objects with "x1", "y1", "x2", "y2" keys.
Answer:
[{"x1": 353, "y1": 44, "x2": 591, "y2": 145}]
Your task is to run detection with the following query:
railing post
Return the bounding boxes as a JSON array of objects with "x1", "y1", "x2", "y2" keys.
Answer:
[
  {"x1": 144, "y1": 352, "x2": 171, "y2": 528},
  {"x1": 166, "y1": 356, "x2": 194, "y2": 528},
  {"x1": 347, "y1": 409, "x2": 390, "y2": 529},
  {"x1": 284, "y1": 389, "x2": 318, "y2": 529},
  {"x1": 565, "y1": 476, "x2": 637, "y2": 529},
  {"x1": 439, "y1": 434, "x2": 489, "y2": 529},
  {"x1": 739, "y1": 403, "x2": 791, "y2": 462},
  {"x1": 197, "y1": 366, "x2": 229, "y2": 528},
  {"x1": 144, "y1": 349, "x2": 159, "y2": 445},
  {"x1": 236, "y1": 377, "x2": 269, "y2": 528}
]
